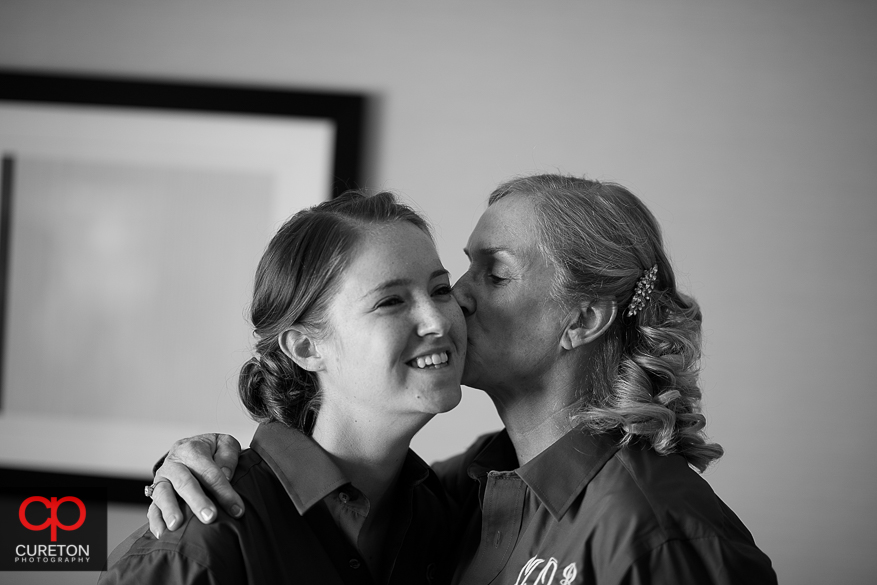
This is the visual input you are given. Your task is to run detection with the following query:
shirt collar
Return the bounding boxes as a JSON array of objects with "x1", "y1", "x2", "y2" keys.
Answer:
[
  {"x1": 251, "y1": 421, "x2": 432, "y2": 515},
  {"x1": 468, "y1": 425, "x2": 620, "y2": 521}
]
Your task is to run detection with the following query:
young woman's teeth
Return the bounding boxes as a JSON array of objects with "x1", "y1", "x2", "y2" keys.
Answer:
[{"x1": 412, "y1": 352, "x2": 449, "y2": 369}]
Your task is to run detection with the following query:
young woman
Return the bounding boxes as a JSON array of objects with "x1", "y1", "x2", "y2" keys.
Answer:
[{"x1": 101, "y1": 191, "x2": 466, "y2": 584}]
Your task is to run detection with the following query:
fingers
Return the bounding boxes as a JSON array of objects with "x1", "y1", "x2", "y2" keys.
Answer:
[
  {"x1": 213, "y1": 434, "x2": 242, "y2": 482},
  {"x1": 156, "y1": 459, "x2": 219, "y2": 525},
  {"x1": 149, "y1": 479, "x2": 185, "y2": 530},
  {"x1": 147, "y1": 502, "x2": 167, "y2": 539},
  {"x1": 166, "y1": 434, "x2": 245, "y2": 520}
]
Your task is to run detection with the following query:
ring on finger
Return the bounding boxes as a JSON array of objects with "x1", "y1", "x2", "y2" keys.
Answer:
[{"x1": 144, "y1": 478, "x2": 171, "y2": 499}]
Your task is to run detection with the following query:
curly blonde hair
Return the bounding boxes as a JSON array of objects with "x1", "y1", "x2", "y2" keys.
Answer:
[{"x1": 489, "y1": 175, "x2": 723, "y2": 472}]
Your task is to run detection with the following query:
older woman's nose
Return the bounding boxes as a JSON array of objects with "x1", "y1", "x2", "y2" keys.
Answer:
[{"x1": 451, "y1": 274, "x2": 475, "y2": 317}]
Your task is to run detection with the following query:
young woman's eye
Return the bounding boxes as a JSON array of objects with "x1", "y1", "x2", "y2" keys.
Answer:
[
  {"x1": 432, "y1": 285, "x2": 453, "y2": 297},
  {"x1": 376, "y1": 297, "x2": 403, "y2": 309}
]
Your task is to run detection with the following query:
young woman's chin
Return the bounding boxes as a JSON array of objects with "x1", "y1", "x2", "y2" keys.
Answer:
[
  {"x1": 436, "y1": 384, "x2": 464, "y2": 414},
  {"x1": 414, "y1": 382, "x2": 463, "y2": 416}
]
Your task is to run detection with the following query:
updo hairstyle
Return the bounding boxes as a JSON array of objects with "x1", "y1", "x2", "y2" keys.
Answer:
[
  {"x1": 489, "y1": 174, "x2": 723, "y2": 471},
  {"x1": 238, "y1": 191, "x2": 431, "y2": 433}
]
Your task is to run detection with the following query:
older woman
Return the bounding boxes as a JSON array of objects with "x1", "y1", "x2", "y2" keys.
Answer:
[
  {"x1": 101, "y1": 191, "x2": 465, "y2": 584},
  {"x1": 147, "y1": 175, "x2": 777, "y2": 584}
]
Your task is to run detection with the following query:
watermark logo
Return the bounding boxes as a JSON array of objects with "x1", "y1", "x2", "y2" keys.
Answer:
[
  {"x1": 0, "y1": 487, "x2": 106, "y2": 572},
  {"x1": 19, "y1": 496, "x2": 87, "y2": 541}
]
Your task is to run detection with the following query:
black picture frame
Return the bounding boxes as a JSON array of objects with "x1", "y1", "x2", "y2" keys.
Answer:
[
  {"x1": 0, "y1": 70, "x2": 366, "y2": 503},
  {"x1": 0, "y1": 70, "x2": 365, "y2": 198}
]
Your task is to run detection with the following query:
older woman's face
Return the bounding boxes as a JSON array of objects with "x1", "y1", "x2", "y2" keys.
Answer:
[
  {"x1": 316, "y1": 222, "x2": 465, "y2": 420},
  {"x1": 453, "y1": 193, "x2": 569, "y2": 398}
]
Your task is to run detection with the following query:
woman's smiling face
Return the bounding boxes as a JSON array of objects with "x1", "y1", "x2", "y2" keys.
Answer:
[{"x1": 314, "y1": 221, "x2": 465, "y2": 421}]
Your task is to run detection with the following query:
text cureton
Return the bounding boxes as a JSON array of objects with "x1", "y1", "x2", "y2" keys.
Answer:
[{"x1": 15, "y1": 544, "x2": 90, "y2": 557}]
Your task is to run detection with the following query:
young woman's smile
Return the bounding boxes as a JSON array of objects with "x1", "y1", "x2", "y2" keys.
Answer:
[{"x1": 315, "y1": 222, "x2": 466, "y2": 420}]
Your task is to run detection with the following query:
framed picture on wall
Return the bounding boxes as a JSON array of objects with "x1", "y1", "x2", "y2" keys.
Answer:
[{"x1": 0, "y1": 70, "x2": 366, "y2": 502}]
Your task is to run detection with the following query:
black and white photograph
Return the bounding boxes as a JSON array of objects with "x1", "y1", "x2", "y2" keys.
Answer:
[{"x1": 0, "y1": 2, "x2": 874, "y2": 584}]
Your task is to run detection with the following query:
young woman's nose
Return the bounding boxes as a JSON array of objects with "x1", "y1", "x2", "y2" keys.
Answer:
[{"x1": 416, "y1": 299, "x2": 451, "y2": 337}]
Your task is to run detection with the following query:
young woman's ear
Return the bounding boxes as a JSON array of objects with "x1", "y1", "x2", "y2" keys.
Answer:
[
  {"x1": 278, "y1": 328, "x2": 325, "y2": 372},
  {"x1": 561, "y1": 299, "x2": 618, "y2": 350}
]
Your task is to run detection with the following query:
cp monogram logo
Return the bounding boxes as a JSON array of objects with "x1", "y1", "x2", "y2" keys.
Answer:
[{"x1": 19, "y1": 496, "x2": 86, "y2": 542}]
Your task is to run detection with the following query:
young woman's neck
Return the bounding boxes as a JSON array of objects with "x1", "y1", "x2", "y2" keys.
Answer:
[
  {"x1": 310, "y1": 403, "x2": 432, "y2": 584},
  {"x1": 310, "y1": 404, "x2": 429, "y2": 509}
]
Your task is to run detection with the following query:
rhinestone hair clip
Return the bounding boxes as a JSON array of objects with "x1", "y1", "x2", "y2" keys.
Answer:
[{"x1": 626, "y1": 264, "x2": 658, "y2": 317}]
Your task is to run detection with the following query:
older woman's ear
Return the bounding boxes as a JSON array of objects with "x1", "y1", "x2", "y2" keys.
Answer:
[
  {"x1": 560, "y1": 300, "x2": 618, "y2": 350},
  {"x1": 279, "y1": 328, "x2": 325, "y2": 372}
]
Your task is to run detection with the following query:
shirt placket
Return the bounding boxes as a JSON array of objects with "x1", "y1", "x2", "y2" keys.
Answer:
[{"x1": 460, "y1": 470, "x2": 526, "y2": 585}]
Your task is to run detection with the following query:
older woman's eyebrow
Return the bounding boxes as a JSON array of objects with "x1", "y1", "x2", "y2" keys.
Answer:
[
  {"x1": 463, "y1": 246, "x2": 516, "y2": 259},
  {"x1": 360, "y1": 269, "x2": 450, "y2": 299}
]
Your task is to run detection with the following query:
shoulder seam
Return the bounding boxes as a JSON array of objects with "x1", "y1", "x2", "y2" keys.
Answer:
[
  {"x1": 111, "y1": 546, "x2": 227, "y2": 582},
  {"x1": 620, "y1": 534, "x2": 728, "y2": 580},
  {"x1": 230, "y1": 448, "x2": 263, "y2": 486}
]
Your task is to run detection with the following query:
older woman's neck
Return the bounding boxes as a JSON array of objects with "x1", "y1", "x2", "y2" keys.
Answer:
[
  {"x1": 492, "y1": 355, "x2": 587, "y2": 467},
  {"x1": 499, "y1": 398, "x2": 579, "y2": 467}
]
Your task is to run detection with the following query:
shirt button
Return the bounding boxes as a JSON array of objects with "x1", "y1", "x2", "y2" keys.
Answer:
[
  {"x1": 339, "y1": 492, "x2": 350, "y2": 504},
  {"x1": 349, "y1": 558, "x2": 360, "y2": 569}
]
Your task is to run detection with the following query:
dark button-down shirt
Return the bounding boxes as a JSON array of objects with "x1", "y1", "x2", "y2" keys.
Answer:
[
  {"x1": 101, "y1": 422, "x2": 451, "y2": 585},
  {"x1": 433, "y1": 427, "x2": 777, "y2": 585}
]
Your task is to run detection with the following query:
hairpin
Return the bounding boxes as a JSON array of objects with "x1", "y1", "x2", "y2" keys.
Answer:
[{"x1": 626, "y1": 264, "x2": 658, "y2": 317}]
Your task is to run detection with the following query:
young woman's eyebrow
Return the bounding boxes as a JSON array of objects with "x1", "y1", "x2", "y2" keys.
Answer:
[{"x1": 360, "y1": 269, "x2": 449, "y2": 299}]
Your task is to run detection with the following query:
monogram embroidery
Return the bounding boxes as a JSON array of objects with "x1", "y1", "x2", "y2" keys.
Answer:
[{"x1": 513, "y1": 556, "x2": 577, "y2": 585}]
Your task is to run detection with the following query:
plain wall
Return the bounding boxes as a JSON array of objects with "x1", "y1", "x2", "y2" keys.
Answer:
[{"x1": 1, "y1": 1, "x2": 875, "y2": 583}]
